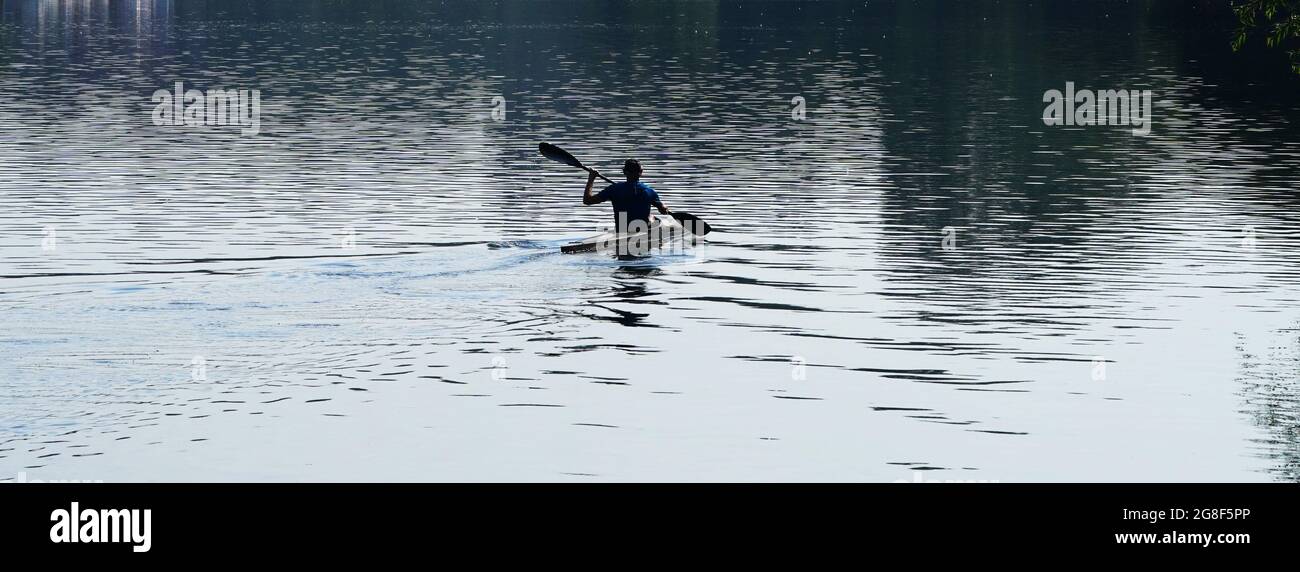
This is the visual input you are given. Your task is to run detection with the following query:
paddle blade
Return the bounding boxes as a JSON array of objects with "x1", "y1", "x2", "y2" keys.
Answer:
[
  {"x1": 671, "y1": 211, "x2": 713, "y2": 235},
  {"x1": 539, "y1": 142, "x2": 586, "y2": 169}
]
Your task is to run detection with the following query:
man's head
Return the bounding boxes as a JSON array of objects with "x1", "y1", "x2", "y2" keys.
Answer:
[{"x1": 622, "y1": 159, "x2": 643, "y2": 181}]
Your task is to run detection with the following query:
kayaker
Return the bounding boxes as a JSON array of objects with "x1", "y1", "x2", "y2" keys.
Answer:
[{"x1": 583, "y1": 159, "x2": 671, "y2": 233}]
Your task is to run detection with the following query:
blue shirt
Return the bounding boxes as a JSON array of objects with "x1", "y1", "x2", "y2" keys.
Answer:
[{"x1": 595, "y1": 181, "x2": 660, "y2": 230}]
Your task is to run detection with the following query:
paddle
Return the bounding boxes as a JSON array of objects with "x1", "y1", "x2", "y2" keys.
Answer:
[
  {"x1": 538, "y1": 142, "x2": 713, "y2": 235},
  {"x1": 539, "y1": 142, "x2": 615, "y2": 184},
  {"x1": 668, "y1": 211, "x2": 712, "y2": 235}
]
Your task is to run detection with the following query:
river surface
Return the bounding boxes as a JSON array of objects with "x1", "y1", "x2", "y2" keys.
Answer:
[{"x1": 2, "y1": 0, "x2": 1299, "y2": 482}]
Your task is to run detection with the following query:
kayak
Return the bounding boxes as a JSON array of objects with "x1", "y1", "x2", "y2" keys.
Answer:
[{"x1": 561, "y1": 216, "x2": 689, "y2": 255}]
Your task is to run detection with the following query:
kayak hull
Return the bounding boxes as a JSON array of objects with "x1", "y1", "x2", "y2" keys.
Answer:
[{"x1": 561, "y1": 217, "x2": 688, "y2": 255}]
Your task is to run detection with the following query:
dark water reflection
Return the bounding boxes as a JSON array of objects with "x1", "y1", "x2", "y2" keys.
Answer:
[{"x1": 1, "y1": 0, "x2": 1298, "y2": 481}]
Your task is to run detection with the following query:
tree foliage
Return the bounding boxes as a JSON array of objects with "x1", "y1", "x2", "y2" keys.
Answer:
[{"x1": 1232, "y1": 0, "x2": 1300, "y2": 74}]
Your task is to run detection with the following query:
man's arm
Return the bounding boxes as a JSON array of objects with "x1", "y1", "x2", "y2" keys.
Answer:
[
  {"x1": 583, "y1": 170, "x2": 607, "y2": 205},
  {"x1": 650, "y1": 188, "x2": 671, "y2": 214}
]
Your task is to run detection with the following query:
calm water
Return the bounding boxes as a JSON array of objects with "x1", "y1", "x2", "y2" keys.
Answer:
[{"x1": 2, "y1": 0, "x2": 1299, "y2": 482}]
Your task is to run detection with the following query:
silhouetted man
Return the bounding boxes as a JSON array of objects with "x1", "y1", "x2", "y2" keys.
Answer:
[{"x1": 583, "y1": 159, "x2": 671, "y2": 233}]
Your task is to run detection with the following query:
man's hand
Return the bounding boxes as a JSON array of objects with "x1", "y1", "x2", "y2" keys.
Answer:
[{"x1": 583, "y1": 170, "x2": 604, "y2": 205}]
